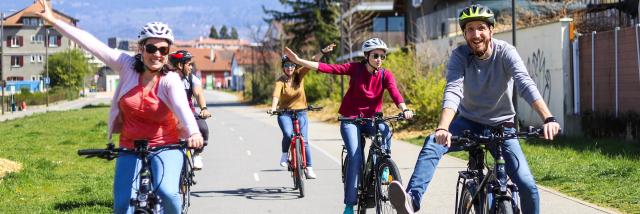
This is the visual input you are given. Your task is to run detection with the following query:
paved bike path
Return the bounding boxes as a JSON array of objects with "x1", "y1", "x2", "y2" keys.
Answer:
[{"x1": 193, "y1": 90, "x2": 617, "y2": 214}]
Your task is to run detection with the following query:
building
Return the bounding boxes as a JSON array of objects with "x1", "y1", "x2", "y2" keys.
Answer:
[
  {"x1": 174, "y1": 37, "x2": 251, "y2": 51},
  {"x1": 107, "y1": 37, "x2": 139, "y2": 52},
  {"x1": 177, "y1": 47, "x2": 234, "y2": 90},
  {"x1": 1, "y1": 0, "x2": 78, "y2": 93},
  {"x1": 336, "y1": 0, "x2": 406, "y2": 62}
]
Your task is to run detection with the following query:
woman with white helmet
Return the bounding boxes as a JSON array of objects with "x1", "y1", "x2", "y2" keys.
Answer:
[
  {"x1": 284, "y1": 38, "x2": 414, "y2": 214},
  {"x1": 35, "y1": 0, "x2": 203, "y2": 213}
]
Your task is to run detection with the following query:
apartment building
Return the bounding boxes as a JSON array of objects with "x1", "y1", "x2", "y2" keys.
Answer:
[{"x1": 1, "y1": 0, "x2": 78, "y2": 92}]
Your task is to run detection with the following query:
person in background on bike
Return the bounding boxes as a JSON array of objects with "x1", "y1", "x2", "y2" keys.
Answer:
[
  {"x1": 269, "y1": 44, "x2": 336, "y2": 179},
  {"x1": 388, "y1": 4, "x2": 561, "y2": 214},
  {"x1": 169, "y1": 50, "x2": 211, "y2": 170},
  {"x1": 284, "y1": 38, "x2": 414, "y2": 214},
  {"x1": 35, "y1": 1, "x2": 203, "y2": 213}
]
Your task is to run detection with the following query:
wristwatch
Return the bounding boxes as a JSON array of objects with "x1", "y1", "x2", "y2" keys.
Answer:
[
  {"x1": 200, "y1": 107, "x2": 208, "y2": 111},
  {"x1": 544, "y1": 116, "x2": 557, "y2": 124}
]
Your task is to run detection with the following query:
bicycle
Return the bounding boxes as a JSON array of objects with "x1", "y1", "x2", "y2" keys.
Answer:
[
  {"x1": 77, "y1": 140, "x2": 195, "y2": 214},
  {"x1": 268, "y1": 105, "x2": 323, "y2": 198},
  {"x1": 451, "y1": 126, "x2": 544, "y2": 214},
  {"x1": 339, "y1": 112, "x2": 407, "y2": 214}
]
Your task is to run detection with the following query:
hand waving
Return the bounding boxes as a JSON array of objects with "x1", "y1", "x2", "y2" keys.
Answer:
[{"x1": 35, "y1": 0, "x2": 56, "y2": 22}]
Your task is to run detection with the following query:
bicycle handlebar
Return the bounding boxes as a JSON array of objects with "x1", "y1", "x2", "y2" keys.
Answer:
[
  {"x1": 337, "y1": 112, "x2": 409, "y2": 123},
  {"x1": 77, "y1": 140, "x2": 190, "y2": 160},
  {"x1": 450, "y1": 126, "x2": 546, "y2": 148},
  {"x1": 268, "y1": 105, "x2": 324, "y2": 115}
]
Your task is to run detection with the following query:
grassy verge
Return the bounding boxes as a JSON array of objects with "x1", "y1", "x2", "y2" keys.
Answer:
[
  {"x1": 0, "y1": 107, "x2": 113, "y2": 213},
  {"x1": 406, "y1": 136, "x2": 640, "y2": 213}
]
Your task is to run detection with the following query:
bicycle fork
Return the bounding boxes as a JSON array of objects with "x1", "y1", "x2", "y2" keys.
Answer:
[{"x1": 131, "y1": 153, "x2": 162, "y2": 213}]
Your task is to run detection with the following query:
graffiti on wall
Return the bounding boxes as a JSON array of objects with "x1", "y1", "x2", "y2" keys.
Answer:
[{"x1": 526, "y1": 49, "x2": 552, "y2": 105}]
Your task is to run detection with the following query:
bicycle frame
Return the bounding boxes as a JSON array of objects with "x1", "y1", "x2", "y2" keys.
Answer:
[
  {"x1": 289, "y1": 113, "x2": 307, "y2": 172},
  {"x1": 454, "y1": 127, "x2": 543, "y2": 214}
]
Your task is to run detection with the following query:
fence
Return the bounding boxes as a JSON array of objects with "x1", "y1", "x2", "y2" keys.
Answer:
[{"x1": 577, "y1": 25, "x2": 640, "y2": 115}]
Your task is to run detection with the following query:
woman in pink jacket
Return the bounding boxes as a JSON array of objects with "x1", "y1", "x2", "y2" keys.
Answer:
[{"x1": 36, "y1": 1, "x2": 202, "y2": 213}]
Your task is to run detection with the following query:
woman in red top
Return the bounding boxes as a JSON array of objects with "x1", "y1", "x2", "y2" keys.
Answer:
[{"x1": 284, "y1": 38, "x2": 414, "y2": 214}]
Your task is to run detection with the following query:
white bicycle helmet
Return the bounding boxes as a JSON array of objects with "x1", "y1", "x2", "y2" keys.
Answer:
[
  {"x1": 361, "y1": 38, "x2": 388, "y2": 53},
  {"x1": 138, "y1": 22, "x2": 174, "y2": 44}
]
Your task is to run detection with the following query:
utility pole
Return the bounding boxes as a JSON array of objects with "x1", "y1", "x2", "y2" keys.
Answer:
[
  {"x1": 511, "y1": 0, "x2": 519, "y2": 129},
  {"x1": 1, "y1": 12, "x2": 5, "y2": 115},
  {"x1": 45, "y1": 28, "x2": 49, "y2": 107}
]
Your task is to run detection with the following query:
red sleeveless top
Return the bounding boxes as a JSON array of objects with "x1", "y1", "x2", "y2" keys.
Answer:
[{"x1": 118, "y1": 75, "x2": 179, "y2": 149}]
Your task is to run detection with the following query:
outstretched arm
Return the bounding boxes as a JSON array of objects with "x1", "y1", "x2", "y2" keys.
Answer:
[
  {"x1": 284, "y1": 47, "x2": 319, "y2": 70},
  {"x1": 299, "y1": 43, "x2": 337, "y2": 76},
  {"x1": 35, "y1": 0, "x2": 125, "y2": 71}
]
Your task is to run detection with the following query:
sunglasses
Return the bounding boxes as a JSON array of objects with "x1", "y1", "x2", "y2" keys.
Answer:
[
  {"x1": 283, "y1": 63, "x2": 297, "y2": 68},
  {"x1": 371, "y1": 53, "x2": 386, "y2": 60},
  {"x1": 144, "y1": 44, "x2": 170, "y2": 55}
]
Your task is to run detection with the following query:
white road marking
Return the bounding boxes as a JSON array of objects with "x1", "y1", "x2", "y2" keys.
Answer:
[
  {"x1": 253, "y1": 173, "x2": 260, "y2": 182},
  {"x1": 246, "y1": 150, "x2": 252, "y2": 156},
  {"x1": 229, "y1": 127, "x2": 235, "y2": 132},
  {"x1": 238, "y1": 136, "x2": 244, "y2": 141}
]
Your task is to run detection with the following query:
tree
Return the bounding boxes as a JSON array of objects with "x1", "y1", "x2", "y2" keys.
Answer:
[
  {"x1": 46, "y1": 49, "x2": 95, "y2": 90},
  {"x1": 230, "y1": 27, "x2": 239, "y2": 39},
  {"x1": 264, "y1": 0, "x2": 339, "y2": 57},
  {"x1": 219, "y1": 25, "x2": 229, "y2": 39},
  {"x1": 209, "y1": 25, "x2": 219, "y2": 39}
]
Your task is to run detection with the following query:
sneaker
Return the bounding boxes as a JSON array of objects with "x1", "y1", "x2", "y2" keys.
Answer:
[
  {"x1": 192, "y1": 154, "x2": 203, "y2": 171},
  {"x1": 389, "y1": 181, "x2": 414, "y2": 214},
  {"x1": 305, "y1": 167, "x2": 317, "y2": 179},
  {"x1": 381, "y1": 166, "x2": 390, "y2": 183},
  {"x1": 343, "y1": 205, "x2": 354, "y2": 214},
  {"x1": 279, "y1": 153, "x2": 288, "y2": 167}
]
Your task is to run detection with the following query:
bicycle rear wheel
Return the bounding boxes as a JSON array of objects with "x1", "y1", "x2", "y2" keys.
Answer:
[
  {"x1": 295, "y1": 138, "x2": 305, "y2": 197},
  {"x1": 375, "y1": 158, "x2": 402, "y2": 214}
]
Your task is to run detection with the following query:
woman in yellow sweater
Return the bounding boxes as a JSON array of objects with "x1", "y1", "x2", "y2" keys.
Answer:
[{"x1": 269, "y1": 44, "x2": 335, "y2": 179}]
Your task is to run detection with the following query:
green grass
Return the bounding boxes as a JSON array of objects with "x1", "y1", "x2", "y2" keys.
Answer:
[
  {"x1": 0, "y1": 107, "x2": 113, "y2": 213},
  {"x1": 406, "y1": 136, "x2": 640, "y2": 213}
]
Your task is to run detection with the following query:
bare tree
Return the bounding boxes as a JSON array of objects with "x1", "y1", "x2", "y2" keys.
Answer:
[{"x1": 337, "y1": 0, "x2": 376, "y2": 62}]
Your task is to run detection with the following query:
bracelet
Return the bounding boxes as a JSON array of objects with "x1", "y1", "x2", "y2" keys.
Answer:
[
  {"x1": 544, "y1": 116, "x2": 557, "y2": 124},
  {"x1": 200, "y1": 107, "x2": 208, "y2": 110},
  {"x1": 403, "y1": 109, "x2": 411, "y2": 112},
  {"x1": 320, "y1": 49, "x2": 330, "y2": 55},
  {"x1": 435, "y1": 128, "x2": 449, "y2": 133}
]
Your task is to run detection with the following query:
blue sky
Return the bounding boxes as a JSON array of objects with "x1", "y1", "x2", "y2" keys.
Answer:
[{"x1": 1, "y1": 0, "x2": 286, "y2": 42}]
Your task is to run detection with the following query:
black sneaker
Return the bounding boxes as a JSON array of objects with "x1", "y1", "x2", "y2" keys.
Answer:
[{"x1": 389, "y1": 181, "x2": 414, "y2": 214}]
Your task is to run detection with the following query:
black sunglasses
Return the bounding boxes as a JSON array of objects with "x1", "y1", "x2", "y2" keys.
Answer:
[
  {"x1": 144, "y1": 44, "x2": 170, "y2": 55},
  {"x1": 371, "y1": 53, "x2": 386, "y2": 60},
  {"x1": 283, "y1": 62, "x2": 297, "y2": 68}
]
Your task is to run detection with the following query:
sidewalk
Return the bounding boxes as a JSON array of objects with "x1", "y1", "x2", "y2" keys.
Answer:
[{"x1": 0, "y1": 92, "x2": 111, "y2": 122}]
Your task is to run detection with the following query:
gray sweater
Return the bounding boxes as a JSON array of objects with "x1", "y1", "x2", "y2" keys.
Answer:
[{"x1": 443, "y1": 38, "x2": 542, "y2": 126}]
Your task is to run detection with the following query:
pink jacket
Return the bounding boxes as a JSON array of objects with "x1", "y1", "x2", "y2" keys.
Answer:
[{"x1": 52, "y1": 20, "x2": 199, "y2": 142}]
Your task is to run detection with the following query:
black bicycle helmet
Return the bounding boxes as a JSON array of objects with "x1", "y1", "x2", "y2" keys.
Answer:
[
  {"x1": 281, "y1": 55, "x2": 291, "y2": 66},
  {"x1": 169, "y1": 50, "x2": 193, "y2": 66},
  {"x1": 458, "y1": 4, "x2": 495, "y2": 30}
]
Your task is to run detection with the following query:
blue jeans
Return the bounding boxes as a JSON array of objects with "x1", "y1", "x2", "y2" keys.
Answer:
[
  {"x1": 405, "y1": 117, "x2": 539, "y2": 214},
  {"x1": 113, "y1": 149, "x2": 184, "y2": 214},
  {"x1": 277, "y1": 111, "x2": 312, "y2": 167},
  {"x1": 341, "y1": 120, "x2": 392, "y2": 205}
]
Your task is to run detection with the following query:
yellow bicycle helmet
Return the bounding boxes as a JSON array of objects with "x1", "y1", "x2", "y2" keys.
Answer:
[{"x1": 458, "y1": 4, "x2": 495, "y2": 30}]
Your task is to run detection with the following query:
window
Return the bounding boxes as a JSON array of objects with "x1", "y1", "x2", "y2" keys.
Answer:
[
  {"x1": 373, "y1": 17, "x2": 386, "y2": 32},
  {"x1": 11, "y1": 56, "x2": 24, "y2": 67},
  {"x1": 31, "y1": 55, "x2": 36, "y2": 63},
  {"x1": 8, "y1": 36, "x2": 23, "y2": 47},
  {"x1": 22, "y1": 18, "x2": 41, "y2": 26},
  {"x1": 38, "y1": 55, "x2": 43, "y2": 63},
  {"x1": 32, "y1": 34, "x2": 44, "y2": 43},
  {"x1": 412, "y1": 0, "x2": 422, "y2": 8},
  {"x1": 48, "y1": 35, "x2": 59, "y2": 47},
  {"x1": 7, "y1": 76, "x2": 24, "y2": 81},
  {"x1": 387, "y1": 17, "x2": 405, "y2": 32}
]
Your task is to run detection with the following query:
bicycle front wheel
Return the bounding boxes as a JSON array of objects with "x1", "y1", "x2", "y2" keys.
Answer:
[
  {"x1": 375, "y1": 158, "x2": 402, "y2": 214},
  {"x1": 180, "y1": 151, "x2": 194, "y2": 214},
  {"x1": 295, "y1": 138, "x2": 305, "y2": 197},
  {"x1": 491, "y1": 199, "x2": 515, "y2": 214},
  {"x1": 457, "y1": 181, "x2": 482, "y2": 214}
]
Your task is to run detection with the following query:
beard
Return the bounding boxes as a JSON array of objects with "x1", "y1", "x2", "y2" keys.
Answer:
[{"x1": 468, "y1": 38, "x2": 491, "y2": 57}]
